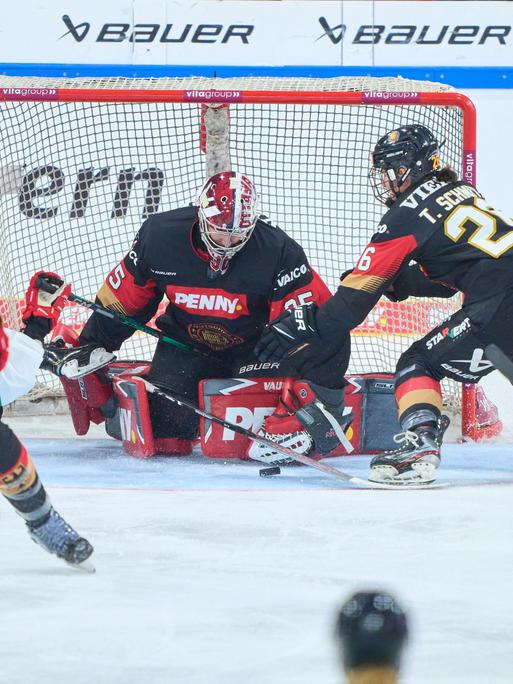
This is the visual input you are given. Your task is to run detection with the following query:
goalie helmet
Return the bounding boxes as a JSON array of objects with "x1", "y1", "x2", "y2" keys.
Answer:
[
  {"x1": 0, "y1": 316, "x2": 8, "y2": 372},
  {"x1": 369, "y1": 124, "x2": 441, "y2": 205},
  {"x1": 197, "y1": 171, "x2": 259, "y2": 275},
  {"x1": 334, "y1": 590, "x2": 408, "y2": 671}
]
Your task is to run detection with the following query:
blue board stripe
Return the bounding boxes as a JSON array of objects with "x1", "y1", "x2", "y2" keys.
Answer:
[{"x1": 0, "y1": 63, "x2": 511, "y2": 89}]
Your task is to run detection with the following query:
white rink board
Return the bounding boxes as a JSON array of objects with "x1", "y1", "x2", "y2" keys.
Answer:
[{"x1": 0, "y1": 1, "x2": 511, "y2": 67}]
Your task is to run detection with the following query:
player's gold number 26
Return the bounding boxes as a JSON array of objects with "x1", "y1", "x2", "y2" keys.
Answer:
[{"x1": 444, "y1": 197, "x2": 513, "y2": 257}]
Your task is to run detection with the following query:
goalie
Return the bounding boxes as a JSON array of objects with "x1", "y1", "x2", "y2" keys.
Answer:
[
  {"x1": 0, "y1": 273, "x2": 93, "y2": 568},
  {"x1": 47, "y1": 171, "x2": 352, "y2": 464}
]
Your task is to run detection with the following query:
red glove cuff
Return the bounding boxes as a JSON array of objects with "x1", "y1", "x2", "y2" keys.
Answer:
[{"x1": 0, "y1": 322, "x2": 8, "y2": 372}]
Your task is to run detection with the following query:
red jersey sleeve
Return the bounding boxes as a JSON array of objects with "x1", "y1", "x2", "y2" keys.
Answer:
[
  {"x1": 268, "y1": 238, "x2": 332, "y2": 321},
  {"x1": 316, "y1": 234, "x2": 418, "y2": 339},
  {"x1": 96, "y1": 255, "x2": 159, "y2": 316},
  {"x1": 79, "y1": 226, "x2": 164, "y2": 351}
]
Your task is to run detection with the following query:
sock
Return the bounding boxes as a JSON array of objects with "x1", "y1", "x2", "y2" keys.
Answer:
[{"x1": 0, "y1": 444, "x2": 52, "y2": 526}]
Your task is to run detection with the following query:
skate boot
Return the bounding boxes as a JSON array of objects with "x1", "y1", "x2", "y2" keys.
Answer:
[
  {"x1": 27, "y1": 508, "x2": 94, "y2": 570},
  {"x1": 369, "y1": 415, "x2": 450, "y2": 486},
  {"x1": 247, "y1": 379, "x2": 353, "y2": 466}
]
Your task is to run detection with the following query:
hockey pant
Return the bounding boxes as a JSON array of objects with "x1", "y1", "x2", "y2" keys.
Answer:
[{"x1": 395, "y1": 290, "x2": 513, "y2": 428}]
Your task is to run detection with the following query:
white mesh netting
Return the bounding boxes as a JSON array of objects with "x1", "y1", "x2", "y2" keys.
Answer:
[{"x1": 0, "y1": 75, "x2": 464, "y2": 411}]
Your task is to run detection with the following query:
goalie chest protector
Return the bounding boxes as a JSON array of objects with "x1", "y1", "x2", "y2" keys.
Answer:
[{"x1": 198, "y1": 374, "x2": 402, "y2": 459}]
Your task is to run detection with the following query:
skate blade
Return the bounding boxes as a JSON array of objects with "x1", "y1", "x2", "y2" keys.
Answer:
[
  {"x1": 369, "y1": 463, "x2": 438, "y2": 488},
  {"x1": 66, "y1": 557, "x2": 96, "y2": 574}
]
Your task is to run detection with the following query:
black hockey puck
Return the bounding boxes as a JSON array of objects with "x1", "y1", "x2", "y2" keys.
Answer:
[{"x1": 259, "y1": 466, "x2": 281, "y2": 477}]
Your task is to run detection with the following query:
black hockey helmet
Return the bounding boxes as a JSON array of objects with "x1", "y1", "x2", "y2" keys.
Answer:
[
  {"x1": 334, "y1": 591, "x2": 408, "y2": 671},
  {"x1": 369, "y1": 124, "x2": 441, "y2": 205}
]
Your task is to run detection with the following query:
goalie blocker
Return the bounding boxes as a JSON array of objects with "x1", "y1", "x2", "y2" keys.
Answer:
[{"x1": 59, "y1": 358, "x2": 421, "y2": 458}]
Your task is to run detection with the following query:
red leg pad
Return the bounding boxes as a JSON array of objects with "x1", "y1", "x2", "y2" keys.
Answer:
[
  {"x1": 112, "y1": 375, "x2": 192, "y2": 458},
  {"x1": 61, "y1": 373, "x2": 114, "y2": 435},
  {"x1": 199, "y1": 377, "x2": 286, "y2": 460}
]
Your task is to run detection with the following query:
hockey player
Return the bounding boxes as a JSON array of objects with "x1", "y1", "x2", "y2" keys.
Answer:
[
  {"x1": 0, "y1": 272, "x2": 93, "y2": 567},
  {"x1": 45, "y1": 171, "x2": 351, "y2": 464},
  {"x1": 335, "y1": 590, "x2": 408, "y2": 683},
  {"x1": 256, "y1": 124, "x2": 511, "y2": 483}
]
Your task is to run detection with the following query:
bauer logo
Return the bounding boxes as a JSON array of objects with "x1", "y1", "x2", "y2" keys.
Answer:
[
  {"x1": 1, "y1": 88, "x2": 58, "y2": 101},
  {"x1": 60, "y1": 16, "x2": 254, "y2": 46},
  {"x1": 317, "y1": 18, "x2": 511, "y2": 47},
  {"x1": 183, "y1": 90, "x2": 242, "y2": 102}
]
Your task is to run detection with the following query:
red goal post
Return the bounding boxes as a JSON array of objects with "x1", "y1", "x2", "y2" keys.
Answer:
[{"x1": 0, "y1": 75, "x2": 500, "y2": 439}]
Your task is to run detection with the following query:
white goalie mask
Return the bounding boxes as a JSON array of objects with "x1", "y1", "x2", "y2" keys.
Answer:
[{"x1": 197, "y1": 171, "x2": 259, "y2": 275}]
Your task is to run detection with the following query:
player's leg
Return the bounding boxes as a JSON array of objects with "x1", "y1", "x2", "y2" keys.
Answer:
[
  {"x1": 370, "y1": 309, "x2": 492, "y2": 483},
  {"x1": 146, "y1": 340, "x2": 228, "y2": 440},
  {"x1": 238, "y1": 340, "x2": 352, "y2": 464},
  {"x1": 0, "y1": 420, "x2": 93, "y2": 565}
]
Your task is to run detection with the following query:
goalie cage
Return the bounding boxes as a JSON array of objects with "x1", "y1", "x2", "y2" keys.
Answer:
[{"x1": 0, "y1": 74, "x2": 501, "y2": 440}]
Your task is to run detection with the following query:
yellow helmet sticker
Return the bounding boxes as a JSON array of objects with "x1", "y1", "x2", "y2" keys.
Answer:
[{"x1": 430, "y1": 154, "x2": 442, "y2": 170}]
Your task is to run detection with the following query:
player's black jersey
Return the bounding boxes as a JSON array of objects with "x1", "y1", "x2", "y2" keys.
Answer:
[
  {"x1": 317, "y1": 176, "x2": 513, "y2": 336},
  {"x1": 80, "y1": 206, "x2": 330, "y2": 354}
]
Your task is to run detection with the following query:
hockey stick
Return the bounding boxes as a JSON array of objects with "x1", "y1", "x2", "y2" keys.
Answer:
[
  {"x1": 67, "y1": 292, "x2": 208, "y2": 355},
  {"x1": 484, "y1": 344, "x2": 513, "y2": 383},
  {"x1": 139, "y1": 377, "x2": 369, "y2": 486},
  {"x1": 36, "y1": 277, "x2": 214, "y2": 361}
]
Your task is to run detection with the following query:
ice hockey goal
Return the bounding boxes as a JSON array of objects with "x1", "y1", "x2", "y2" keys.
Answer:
[{"x1": 0, "y1": 75, "x2": 500, "y2": 438}]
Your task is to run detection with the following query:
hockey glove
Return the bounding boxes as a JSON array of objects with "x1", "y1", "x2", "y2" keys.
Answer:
[
  {"x1": 22, "y1": 271, "x2": 72, "y2": 341},
  {"x1": 255, "y1": 303, "x2": 320, "y2": 364},
  {"x1": 385, "y1": 264, "x2": 457, "y2": 302},
  {"x1": 42, "y1": 342, "x2": 115, "y2": 379}
]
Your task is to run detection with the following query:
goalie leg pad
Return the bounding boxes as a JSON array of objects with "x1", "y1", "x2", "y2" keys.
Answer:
[
  {"x1": 199, "y1": 374, "x2": 411, "y2": 460},
  {"x1": 199, "y1": 377, "x2": 285, "y2": 460},
  {"x1": 111, "y1": 376, "x2": 192, "y2": 458},
  {"x1": 61, "y1": 372, "x2": 115, "y2": 436}
]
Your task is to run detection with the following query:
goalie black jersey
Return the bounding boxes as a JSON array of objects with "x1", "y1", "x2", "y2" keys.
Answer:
[
  {"x1": 80, "y1": 206, "x2": 330, "y2": 354},
  {"x1": 318, "y1": 176, "x2": 513, "y2": 335}
]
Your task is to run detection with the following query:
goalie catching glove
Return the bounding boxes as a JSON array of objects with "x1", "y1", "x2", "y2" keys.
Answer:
[
  {"x1": 247, "y1": 379, "x2": 353, "y2": 466},
  {"x1": 21, "y1": 271, "x2": 72, "y2": 341},
  {"x1": 42, "y1": 343, "x2": 115, "y2": 379}
]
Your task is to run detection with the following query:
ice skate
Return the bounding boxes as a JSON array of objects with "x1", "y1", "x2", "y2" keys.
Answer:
[
  {"x1": 248, "y1": 426, "x2": 313, "y2": 466},
  {"x1": 369, "y1": 415, "x2": 450, "y2": 487},
  {"x1": 247, "y1": 379, "x2": 352, "y2": 466},
  {"x1": 27, "y1": 509, "x2": 94, "y2": 572}
]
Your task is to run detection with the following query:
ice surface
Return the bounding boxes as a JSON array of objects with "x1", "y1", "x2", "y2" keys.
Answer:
[{"x1": 0, "y1": 412, "x2": 512, "y2": 684}]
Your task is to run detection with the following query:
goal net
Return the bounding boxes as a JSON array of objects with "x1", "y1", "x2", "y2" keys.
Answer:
[{"x1": 0, "y1": 75, "x2": 499, "y2": 438}]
